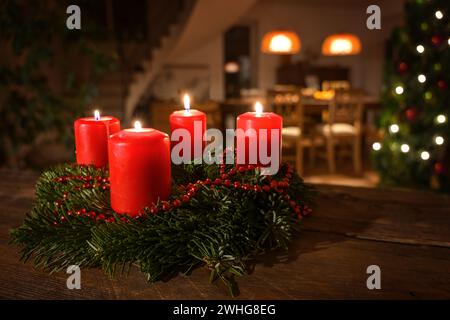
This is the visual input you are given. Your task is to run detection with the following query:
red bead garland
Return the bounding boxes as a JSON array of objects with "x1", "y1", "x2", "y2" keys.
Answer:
[{"x1": 51, "y1": 163, "x2": 311, "y2": 226}]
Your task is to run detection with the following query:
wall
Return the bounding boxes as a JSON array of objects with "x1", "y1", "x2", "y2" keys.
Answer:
[{"x1": 152, "y1": 36, "x2": 224, "y2": 103}]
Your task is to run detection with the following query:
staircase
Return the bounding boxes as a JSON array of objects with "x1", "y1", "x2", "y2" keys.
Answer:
[
  {"x1": 93, "y1": 0, "x2": 258, "y2": 125},
  {"x1": 92, "y1": 0, "x2": 194, "y2": 125}
]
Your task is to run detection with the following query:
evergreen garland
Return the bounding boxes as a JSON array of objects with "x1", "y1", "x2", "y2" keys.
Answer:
[{"x1": 10, "y1": 161, "x2": 314, "y2": 296}]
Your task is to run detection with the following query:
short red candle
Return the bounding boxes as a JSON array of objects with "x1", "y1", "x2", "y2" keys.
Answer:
[
  {"x1": 236, "y1": 102, "x2": 282, "y2": 166},
  {"x1": 169, "y1": 94, "x2": 206, "y2": 160},
  {"x1": 109, "y1": 124, "x2": 171, "y2": 216},
  {"x1": 74, "y1": 112, "x2": 120, "y2": 167}
]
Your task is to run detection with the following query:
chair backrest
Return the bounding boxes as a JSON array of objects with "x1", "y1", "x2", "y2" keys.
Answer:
[
  {"x1": 266, "y1": 86, "x2": 304, "y2": 129},
  {"x1": 328, "y1": 89, "x2": 364, "y2": 132}
]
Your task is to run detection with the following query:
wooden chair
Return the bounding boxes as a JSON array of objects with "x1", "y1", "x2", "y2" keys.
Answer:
[
  {"x1": 317, "y1": 89, "x2": 363, "y2": 174},
  {"x1": 267, "y1": 87, "x2": 321, "y2": 176}
]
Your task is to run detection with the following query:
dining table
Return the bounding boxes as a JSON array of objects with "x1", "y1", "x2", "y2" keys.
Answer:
[{"x1": 1, "y1": 168, "x2": 449, "y2": 299}]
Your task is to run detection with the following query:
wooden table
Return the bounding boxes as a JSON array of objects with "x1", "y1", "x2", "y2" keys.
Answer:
[{"x1": 1, "y1": 168, "x2": 450, "y2": 299}]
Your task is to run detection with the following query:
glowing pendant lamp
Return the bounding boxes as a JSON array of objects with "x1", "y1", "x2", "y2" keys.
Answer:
[
  {"x1": 322, "y1": 33, "x2": 361, "y2": 56},
  {"x1": 261, "y1": 30, "x2": 301, "y2": 54}
]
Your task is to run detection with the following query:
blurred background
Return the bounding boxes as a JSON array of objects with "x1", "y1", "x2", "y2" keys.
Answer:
[{"x1": 1, "y1": 0, "x2": 449, "y2": 191}]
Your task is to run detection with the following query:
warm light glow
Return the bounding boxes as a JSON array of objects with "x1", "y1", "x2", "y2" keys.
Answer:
[
  {"x1": 401, "y1": 144, "x2": 410, "y2": 153},
  {"x1": 255, "y1": 101, "x2": 263, "y2": 115},
  {"x1": 390, "y1": 124, "x2": 399, "y2": 133},
  {"x1": 94, "y1": 110, "x2": 100, "y2": 121},
  {"x1": 330, "y1": 39, "x2": 352, "y2": 54},
  {"x1": 416, "y1": 45, "x2": 425, "y2": 53},
  {"x1": 224, "y1": 61, "x2": 240, "y2": 73},
  {"x1": 435, "y1": 136, "x2": 444, "y2": 145},
  {"x1": 322, "y1": 34, "x2": 361, "y2": 56},
  {"x1": 261, "y1": 30, "x2": 301, "y2": 54},
  {"x1": 183, "y1": 94, "x2": 190, "y2": 112},
  {"x1": 448, "y1": 38, "x2": 450, "y2": 46},
  {"x1": 420, "y1": 151, "x2": 430, "y2": 160},
  {"x1": 395, "y1": 86, "x2": 404, "y2": 95},
  {"x1": 418, "y1": 74, "x2": 426, "y2": 83},
  {"x1": 437, "y1": 114, "x2": 447, "y2": 123},
  {"x1": 270, "y1": 35, "x2": 292, "y2": 52},
  {"x1": 435, "y1": 10, "x2": 443, "y2": 19},
  {"x1": 134, "y1": 121, "x2": 142, "y2": 130},
  {"x1": 372, "y1": 142, "x2": 381, "y2": 151}
]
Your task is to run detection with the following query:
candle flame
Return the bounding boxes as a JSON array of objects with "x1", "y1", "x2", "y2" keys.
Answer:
[
  {"x1": 134, "y1": 121, "x2": 142, "y2": 130},
  {"x1": 94, "y1": 110, "x2": 100, "y2": 121},
  {"x1": 183, "y1": 93, "x2": 190, "y2": 112},
  {"x1": 255, "y1": 101, "x2": 263, "y2": 115}
]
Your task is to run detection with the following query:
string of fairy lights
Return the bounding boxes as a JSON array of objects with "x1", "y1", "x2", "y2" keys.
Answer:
[{"x1": 372, "y1": 9, "x2": 448, "y2": 162}]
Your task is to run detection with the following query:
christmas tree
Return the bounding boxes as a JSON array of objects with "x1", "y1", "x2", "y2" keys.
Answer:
[{"x1": 373, "y1": 0, "x2": 450, "y2": 191}]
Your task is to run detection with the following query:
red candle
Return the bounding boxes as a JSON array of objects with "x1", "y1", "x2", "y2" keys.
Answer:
[
  {"x1": 236, "y1": 102, "x2": 282, "y2": 170},
  {"x1": 109, "y1": 121, "x2": 171, "y2": 216},
  {"x1": 74, "y1": 110, "x2": 120, "y2": 167},
  {"x1": 169, "y1": 94, "x2": 206, "y2": 160}
]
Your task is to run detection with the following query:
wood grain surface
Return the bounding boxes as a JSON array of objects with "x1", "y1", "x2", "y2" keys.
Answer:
[{"x1": 1, "y1": 168, "x2": 449, "y2": 299}]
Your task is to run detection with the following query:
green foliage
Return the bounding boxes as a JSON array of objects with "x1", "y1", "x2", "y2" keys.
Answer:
[
  {"x1": 0, "y1": 0, "x2": 117, "y2": 165},
  {"x1": 373, "y1": 0, "x2": 450, "y2": 191},
  {"x1": 10, "y1": 163, "x2": 315, "y2": 296}
]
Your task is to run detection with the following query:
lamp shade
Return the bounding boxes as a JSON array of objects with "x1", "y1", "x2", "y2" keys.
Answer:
[
  {"x1": 261, "y1": 30, "x2": 301, "y2": 54},
  {"x1": 322, "y1": 33, "x2": 361, "y2": 56}
]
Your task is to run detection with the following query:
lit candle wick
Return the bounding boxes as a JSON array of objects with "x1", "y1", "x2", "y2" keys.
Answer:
[
  {"x1": 94, "y1": 110, "x2": 100, "y2": 121},
  {"x1": 183, "y1": 94, "x2": 190, "y2": 114},
  {"x1": 134, "y1": 121, "x2": 142, "y2": 130},
  {"x1": 255, "y1": 101, "x2": 263, "y2": 116}
]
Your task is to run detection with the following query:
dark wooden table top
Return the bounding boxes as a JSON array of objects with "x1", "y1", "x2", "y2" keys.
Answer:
[{"x1": 1, "y1": 168, "x2": 449, "y2": 299}]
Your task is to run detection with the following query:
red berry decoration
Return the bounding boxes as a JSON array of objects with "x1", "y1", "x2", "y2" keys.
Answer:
[
  {"x1": 223, "y1": 179, "x2": 231, "y2": 187},
  {"x1": 214, "y1": 178, "x2": 222, "y2": 185},
  {"x1": 405, "y1": 107, "x2": 419, "y2": 122},
  {"x1": 172, "y1": 199, "x2": 181, "y2": 207},
  {"x1": 431, "y1": 35, "x2": 442, "y2": 46},
  {"x1": 438, "y1": 80, "x2": 447, "y2": 90},
  {"x1": 233, "y1": 181, "x2": 241, "y2": 188},
  {"x1": 162, "y1": 202, "x2": 170, "y2": 211},
  {"x1": 434, "y1": 162, "x2": 445, "y2": 175},
  {"x1": 262, "y1": 185, "x2": 271, "y2": 192},
  {"x1": 397, "y1": 61, "x2": 408, "y2": 74},
  {"x1": 150, "y1": 206, "x2": 158, "y2": 214},
  {"x1": 182, "y1": 195, "x2": 190, "y2": 202},
  {"x1": 270, "y1": 180, "x2": 278, "y2": 189}
]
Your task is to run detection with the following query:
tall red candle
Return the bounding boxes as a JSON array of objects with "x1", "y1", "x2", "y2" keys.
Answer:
[
  {"x1": 169, "y1": 94, "x2": 206, "y2": 160},
  {"x1": 109, "y1": 121, "x2": 171, "y2": 216},
  {"x1": 236, "y1": 102, "x2": 282, "y2": 168},
  {"x1": 74, "y1": 110, "x2": 120, "y2": 167}
]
